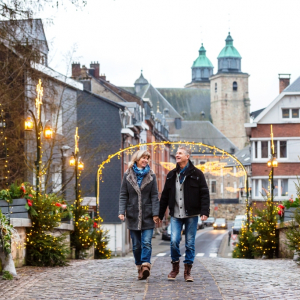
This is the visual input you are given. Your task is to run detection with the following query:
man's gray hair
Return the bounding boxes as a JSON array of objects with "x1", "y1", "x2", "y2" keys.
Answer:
[{"x1": 178, "y1": 145, "x2": 192, "y2": 156}]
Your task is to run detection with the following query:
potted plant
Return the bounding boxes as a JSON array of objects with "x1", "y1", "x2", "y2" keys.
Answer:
[{"x1": 0, "y1": 182, "x2": 34, "y2": 219}]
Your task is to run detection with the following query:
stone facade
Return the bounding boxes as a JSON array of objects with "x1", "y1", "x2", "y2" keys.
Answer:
[
  {"x1": 210, "y1": 72, "x2": 250, "y2": 149},
  {"x1": 211, "y1": 203, "x2": 247, "y2": 220}
]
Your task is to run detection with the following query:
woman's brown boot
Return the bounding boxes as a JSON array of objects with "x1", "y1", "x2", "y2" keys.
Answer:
[
  {"x1": 184, "y1": 263, "x2": 194, "y2": 282},
  {"x1": 168, "y1": 260, "x2": 180, "y2": 280}
]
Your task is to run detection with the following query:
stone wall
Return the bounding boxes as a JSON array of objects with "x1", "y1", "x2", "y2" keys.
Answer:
[
  {"x1": 278, "y1": 227, "x2": 294, "y2": 258},
  {"x1": 211, "y1": 203, "x2": 247, "y2": 220}
]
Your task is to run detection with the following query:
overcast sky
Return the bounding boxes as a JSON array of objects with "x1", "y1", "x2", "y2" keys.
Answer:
[{"x1": 39, "y1": 0, "x2": 300, "y2": 112}]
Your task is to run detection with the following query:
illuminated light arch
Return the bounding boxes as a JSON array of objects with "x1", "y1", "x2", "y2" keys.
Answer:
[{"x1": 96, "y1": 141, "x2": 251, "y2": 225}]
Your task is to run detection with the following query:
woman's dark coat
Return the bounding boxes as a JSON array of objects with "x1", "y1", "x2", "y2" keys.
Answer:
[{"x1": 119, "y1": 167, "x2": 159, "y2": 230}]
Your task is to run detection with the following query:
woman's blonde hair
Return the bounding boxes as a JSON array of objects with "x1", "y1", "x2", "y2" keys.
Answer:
[{"x1": 128, "y1": 149, "x2": 151, "y2": 169}]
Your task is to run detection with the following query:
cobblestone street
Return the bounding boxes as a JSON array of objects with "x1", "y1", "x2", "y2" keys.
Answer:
[{"x1": 1, "y1": 257, "x2": 300, "y2": 299}]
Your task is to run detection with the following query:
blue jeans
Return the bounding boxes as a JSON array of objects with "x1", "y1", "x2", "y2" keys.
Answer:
[
  {"x1": 170, "y1": 216, "x2": 198, "y2": 265},
  {"x1": 130, "y1": 229, "x2": 153, "y2": 265}
]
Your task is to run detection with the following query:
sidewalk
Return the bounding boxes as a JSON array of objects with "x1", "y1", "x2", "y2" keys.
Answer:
[{"x1": 1, "y1": 255, "x2": 300, "y2": 299}]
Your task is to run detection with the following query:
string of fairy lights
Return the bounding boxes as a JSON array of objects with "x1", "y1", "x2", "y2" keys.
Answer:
[
  {"x1": 0, "y1": 103, "x2": 9, "y2": 188},
  {"x1": 96, "y1": 141, "x2": 250, "y2": 216}
]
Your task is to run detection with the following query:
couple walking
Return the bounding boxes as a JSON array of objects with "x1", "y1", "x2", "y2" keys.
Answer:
[{"x1": 118, "y1": 145, "x2": 210, "y2": 281}]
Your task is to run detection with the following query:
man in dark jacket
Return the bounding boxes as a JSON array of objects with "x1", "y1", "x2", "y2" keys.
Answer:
[{"x1": 159, "y1": 145, "x2": 210, "y2": 282}]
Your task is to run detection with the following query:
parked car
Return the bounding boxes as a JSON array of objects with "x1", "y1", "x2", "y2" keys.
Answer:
[
  {"x1": 232, "y1": 219, "x2": 245, "y2": 235},
  {"x1": 235, "y1": 215, "x2": 246, "y2": 221},
  {"x1": 204, "y1": 217, "x2": 215, "y2": 227},
  {"x1": 213, "y1": 218, "x2": 228, "y2": 229},
  {"x1": 198, "y1": 217, "x2": 204, "y2": 230},
  {"x1": 161, "y1": 224, "x2": 171, "y2": 240}
]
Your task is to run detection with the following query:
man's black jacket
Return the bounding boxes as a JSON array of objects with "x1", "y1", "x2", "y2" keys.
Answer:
[{"x1": 159, "y1": 160, "x2": 210, "y2": 220}]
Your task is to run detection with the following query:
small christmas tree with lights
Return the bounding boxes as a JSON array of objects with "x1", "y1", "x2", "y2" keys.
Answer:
[
  {"x1": 252, "y1": 197, "x2": 278, "y2": 259},
  {"x1": 26, "y1": 187, "x2": 71, "y2": 267},
  {"x1": 94, "y1": 216, "x2": 111, "y2": 259}
]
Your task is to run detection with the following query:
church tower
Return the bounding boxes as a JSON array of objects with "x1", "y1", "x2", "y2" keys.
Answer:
[
  {"x1": 185, "y1": 43, "x2": 214, "y2": 89},
  {"x1": 210, "y1": 33, "x2": 250, "y2": 149}
]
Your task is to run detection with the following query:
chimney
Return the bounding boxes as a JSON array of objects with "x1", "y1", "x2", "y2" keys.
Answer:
[
  {"x1": 99, "y1": 74, "x2": 106, "y2": 81},
  {"x1": 279, "y1": 74, "x2": 291, "y2": 94},
  {"x1": 81, "y1": 65, "x2": 88, "y2": 77},
  {"x1": 90, "y1": 61, "x2": 100, "y2": 78},
  {"x1": 71, "y1": 62, "x2": 81, "y2": 78}
]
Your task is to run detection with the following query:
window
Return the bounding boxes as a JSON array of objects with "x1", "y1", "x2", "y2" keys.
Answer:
[
  {"x1": 261, "y1": 179, "x2": 269, "y2": 196},
  {"x1": 282, "y1": 108, "x2": 300, "y2": 119},
  {"x1": 253, "y1": 178, "x2": 289, "y2": 198},
  {"x1": 215, "y1": 83, "x2": 217, "y2": 93},
  {"x1": 280, "y1": 179, "x2": 288, "y2": 196},
  {"x1": 261, "y1": 141, "x2": 268, "y2": 158},
  {"x1": 279, "y1": 141, "x2": 287, "y2": 158},
  {"x1": 282, "y1": 109, "x2": 290, "y2": 118},
  {"x1": 233, "y1": 81, "x2": 238, "y2": 91},
  {"x1": 254, "y1": 141, "x2": 258, "y2": 158},
  {"x1": 211, "y1": 180, "x2": 217, "y2": 193},
  {"x1": 52, "y1": 165, "x2": 62, "y2": 193},
  {"x1": 292, "y1": 109, "x2": 299, "y2": 118}
]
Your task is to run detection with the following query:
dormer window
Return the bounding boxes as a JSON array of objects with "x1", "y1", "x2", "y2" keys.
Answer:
[
  {"x1": 282, "y1": 108, "x2": 299, "y2": 119},
  {"x1": 233, "y1": 81, "x2": 238, "y2": 91}
]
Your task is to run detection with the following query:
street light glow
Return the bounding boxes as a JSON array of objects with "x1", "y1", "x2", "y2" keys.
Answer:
[{"x1": 25, "y1": 116, "x2": 34, "y2": 131}]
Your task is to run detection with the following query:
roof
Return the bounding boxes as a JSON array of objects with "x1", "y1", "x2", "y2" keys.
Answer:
[
  {"x1": 251, "y1": 75, "x2": 300, "y2": 123},
  {"x1": 218, "y1": 32, "x2": 241, "y2": 59},
  {"x1": 32, "y1": 62, "x2": 83, "y2": 91},
  {"x1": 192, "y1": 44, "x2": 214, "y2": 68},
  {"x1": 0, "y1": 19, "x2": 49, "y2": 54},
  {"x1": 134, "y1": 71, "x2": 148, "y2": 85},
  {"x1": 224, "y1": 146, "x2": 251, "y2": 167},
  {"x1": 123, "y1": 84, "x2": 183, "y2": 119},
  {"x1": 81, "y1": 89, "x2": 125, "y2": 109},
  {"x1": 284, "y1": 76, "x2": 300, "y2": 92},
  {"x1": 250, "y1": 108, "x2": 265, "y2": 119},
  {"x1": 167, "y1": 120, "x2": 237, "y2": 153},
  {"x1": 157, "y1": 88, "x2": 211, "y2": 121}
]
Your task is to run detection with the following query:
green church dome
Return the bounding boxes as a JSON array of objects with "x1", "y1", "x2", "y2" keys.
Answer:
[
  {"x1": 218, "y1": 32, "x2": 241, "y2": 59},
  {"x1": 192, "y1": 44, "x2": 214, "y2": 68}
]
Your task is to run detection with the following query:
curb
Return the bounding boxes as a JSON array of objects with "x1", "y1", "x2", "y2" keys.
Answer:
[{"x1": 218, "y1": 232, "x2": 228, "y2": 258}]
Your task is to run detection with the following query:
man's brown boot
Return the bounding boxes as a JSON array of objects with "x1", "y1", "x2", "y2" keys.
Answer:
[
  {"x1": 136, "y1": 265, "x2": 143, "y2": 280},
  {"x1": 168, "y1": 260, "x2": 180, "y2": 280},
  {"x1": 184, "y1": 263, "x2": 194, "y2": 282},
  {"x1": 141, "y1": 262, "x2": 151, "y2": 279}
]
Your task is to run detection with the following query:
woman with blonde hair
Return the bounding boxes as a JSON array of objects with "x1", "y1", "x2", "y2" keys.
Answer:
[{"x1": 119, "y1": 149, "x2": 159, "y2": 280}]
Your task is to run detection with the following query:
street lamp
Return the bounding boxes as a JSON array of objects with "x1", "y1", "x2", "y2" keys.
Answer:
[
  {"x1": 61, "y1": 145, "x2": 70, "y2": 199},
  {"x1": 267, "y1": 125, "x2": 278, "y2": 202},
  {"x1": 24, "y1": 79, "x2": 53, "y2": 200},
  {"x1": 69, "y1": 127, "x2": 84, "y2": 259}
]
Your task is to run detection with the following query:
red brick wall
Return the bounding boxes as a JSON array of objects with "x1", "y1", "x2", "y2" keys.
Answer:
[
  {"x1": 252, "y1": 163, "x2": 300, "y2": 176},
  {"x1": 251, "y1": 201, "x2": 281, "y2": 215},
  {"x1": 252, "y1": 124, "x2": 300, "y2": 138}
]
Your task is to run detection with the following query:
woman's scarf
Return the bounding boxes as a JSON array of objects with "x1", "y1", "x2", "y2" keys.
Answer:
[
  {"x1": 132, "y1": 163, "x2": 151, "y2": 187},
  {"x1": 178, "y1": 162, "x2": 189, "y2": 184}
]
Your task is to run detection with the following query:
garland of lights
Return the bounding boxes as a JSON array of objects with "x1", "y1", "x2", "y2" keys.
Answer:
[{"x1": 96, "y1": 141, "x2": 250, "y2": 221}]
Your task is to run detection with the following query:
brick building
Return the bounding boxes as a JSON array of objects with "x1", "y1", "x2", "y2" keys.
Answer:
[{"x1": 245, "y1": 75, "x2": 300, "y2": 204}]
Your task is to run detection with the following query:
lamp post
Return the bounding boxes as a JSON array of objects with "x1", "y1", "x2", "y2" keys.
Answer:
[
  {"x1": 61, "y1": 145, "x2": 70, "y2": 199},
  {"x1": 267, "y1": 125, "x2": 278, "y2": 202},
  {"x1": 24, "y1": 79, "x2": 53, "y2": 200},
  {"x1": 69, "y1": 127, "x2": 84, "y2": 259}
]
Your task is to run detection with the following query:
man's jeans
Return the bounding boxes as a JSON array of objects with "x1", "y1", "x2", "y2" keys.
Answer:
[
  {"x1": 170, "y1": 216, "x2": 198, "y2": 265},
  {"x1": 130, "y1": 229, "x2": 153, "y2": 265}
]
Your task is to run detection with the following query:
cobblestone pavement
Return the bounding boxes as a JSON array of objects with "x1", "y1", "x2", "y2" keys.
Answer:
[{"x1": 0, "y1": 257, "x2": 300, "y2": 299}]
